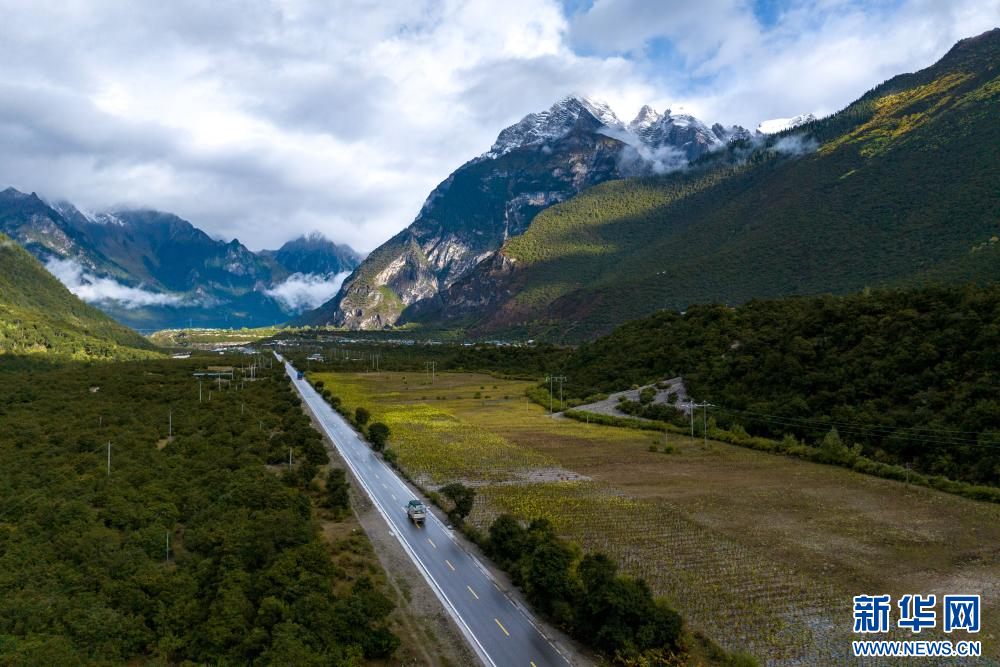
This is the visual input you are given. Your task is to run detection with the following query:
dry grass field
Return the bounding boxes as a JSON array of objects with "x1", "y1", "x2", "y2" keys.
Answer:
[{"x1": 312, "y1": 370, "x2": 1000, "y2": 664}]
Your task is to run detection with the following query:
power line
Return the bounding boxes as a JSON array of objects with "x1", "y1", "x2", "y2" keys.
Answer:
[
  {"x1": 713, "y1": 407, "x2": 1000, "y2": 451},
  {"x1": 716, "y1": 406, "x2": 992, "y2": 437}
]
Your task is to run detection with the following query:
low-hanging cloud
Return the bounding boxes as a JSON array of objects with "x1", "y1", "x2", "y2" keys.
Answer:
[
  {"x1": 772, "y1": 134, "x2": 819, "y2": 156},
  {"x1": 45, "y1": 257, "x2": 183, "y2": 309},
  {"x1": 601, "y1": 126, "x2": 690, "y2": 176},
  {"x1": 265, "y1": 272, "x2": 351, "y2": 313}
]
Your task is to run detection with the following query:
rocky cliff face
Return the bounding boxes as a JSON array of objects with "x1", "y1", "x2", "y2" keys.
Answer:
[
  {"x1": 301, "y1": 99, "x2": 634, "y2": 328},
  {"x1": 300, "y1": 96, "x2": 748, "y2": 330}
]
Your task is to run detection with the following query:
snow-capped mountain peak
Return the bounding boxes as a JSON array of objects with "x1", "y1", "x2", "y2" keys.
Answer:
[
  {"x1": 51, "y1": 200, "x2": 122, "y2": 226},
  {"x1": 487, "y1": 96, "x2": 750, "y2": 166},
  {"x1": 628, "y1": 105, "x2": 662, "y2": 132},
  {"x1": 486, "y1": 95, "x2": 624, "y2": 158},
  {"x1": 756, "y1": 113, "x2": 817, "y2": 134}
]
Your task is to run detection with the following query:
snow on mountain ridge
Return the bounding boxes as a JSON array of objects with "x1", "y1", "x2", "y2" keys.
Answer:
[
  {"x1": 486, "y1": 95, "x2": 625, "y2": 158},
  {"x1": 627, "y1": 105, "x2": 662, "y2": 133},
  {"x1": 489, "y1": 97, "x2": 751, "y2": 166},
  {"x1": 756, "y1": 113, "x2": 817, "y2": 134}
]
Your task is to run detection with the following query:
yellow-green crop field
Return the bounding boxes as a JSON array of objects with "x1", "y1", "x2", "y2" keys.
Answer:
[{"x1": 312, "y1": 370, "x2": 1000, "y2": 664}]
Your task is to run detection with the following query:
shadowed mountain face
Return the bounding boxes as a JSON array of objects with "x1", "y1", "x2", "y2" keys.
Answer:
[
  {"x1": 258, "y1": 232, "x2": 361, "y2": 276},
  {"x1": 0, "y1": 190, "x2": 361, "y2": 330},
  {"x1": 297, "y1": 96, "x2": 746, "y2": 329},
  {"x1": 400, "y1": 28, "x2": 1000, "y2": 341}
]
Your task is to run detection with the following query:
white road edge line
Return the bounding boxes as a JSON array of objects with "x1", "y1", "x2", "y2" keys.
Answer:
[{"x1": 281, "y1": 357, "x2": 497, "y2": 667}]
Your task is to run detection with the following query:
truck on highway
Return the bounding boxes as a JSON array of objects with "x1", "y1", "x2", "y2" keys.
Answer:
[
  {"x1": 296, "y1": 371, "x2": 304, "y2": 380},
  {"x1": 406, "y1": 499, "x2": 427, "y2": 525}
]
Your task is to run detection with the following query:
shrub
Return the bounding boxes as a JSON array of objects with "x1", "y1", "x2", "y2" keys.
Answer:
[
  {"x1": 324, "y1": 468, "x2": 350, "y2": 513},
  {"x1": 354, "y1": 407, "x2": 370, "y2": 426},
  {"x1": 368, "y1": 422, "x2": 390, "y2": 451},
  {"x1": 639, "y1": 387, "x2": 656, "y2": 405},
  {"x1": 438, "y1": 482, "x2": 475, "y2": 525}
]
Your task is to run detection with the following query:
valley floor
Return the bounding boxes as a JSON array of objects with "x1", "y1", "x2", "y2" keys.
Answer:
[{"x1": 314, "y1": 370, "x2": 1000, "y2": 665}]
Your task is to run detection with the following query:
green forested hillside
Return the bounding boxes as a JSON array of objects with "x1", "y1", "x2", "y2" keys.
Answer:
[
  {"x1": 0, "y1": 233, "x2": 156, "y2": 358},
  {"x1": 471, "y1": 29, "x2": 1000, "y2": 340},
  {"x1": 0, "y1": 358, "x2": 397, "y2": 664},
  {"x1": 560, "y1": 284, "x2": 1000, "y2": 487}
]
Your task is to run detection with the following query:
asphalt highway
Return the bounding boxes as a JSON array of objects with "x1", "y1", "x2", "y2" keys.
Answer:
[{"x1": 279, "y1": 354, "x2": 571, "y2": 667}]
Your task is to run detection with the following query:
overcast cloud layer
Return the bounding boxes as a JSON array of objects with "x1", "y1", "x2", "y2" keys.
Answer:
[{"x1": 1, "y1": 0, "x2": 997, "y2": 252}]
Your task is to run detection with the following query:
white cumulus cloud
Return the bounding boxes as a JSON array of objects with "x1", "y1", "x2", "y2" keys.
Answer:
[
  {"x1": 265, "y1": 271, "x2": 351, "y2": 313},
  {"x1": 45, "y1": 257, "x2": 182, "y2": 309}
]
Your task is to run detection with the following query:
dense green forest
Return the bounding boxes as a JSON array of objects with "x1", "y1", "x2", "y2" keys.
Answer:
[
  {"x1": 0, "y1": 232, "x2": 157, "y2": 359},
  {"x1": 560, "y1": 285, "x2": 1000, "y2": 487},
  {"x1": 0, "y1": 355, "x2": 397, "y2": 664},
  {"x1": 459, "y1": 29, "x2": 1000, "y2": 341}
]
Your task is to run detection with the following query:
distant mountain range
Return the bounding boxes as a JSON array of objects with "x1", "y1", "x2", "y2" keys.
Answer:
[
  {"x1": 0, "y1": 230, "x2": 155, "y2": 358},
  {"x1": 0, "y1": 189, "x2": 361, "y2": 330},
  {"x1": 301, "y1": 28, "x2": 1000, "y2": 341},
  {"x1": 296, "y1": 96, "x2": 750, "y2": 329}
]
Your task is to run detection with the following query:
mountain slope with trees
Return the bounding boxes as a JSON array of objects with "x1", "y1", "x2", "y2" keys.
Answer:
[
  {"x1": 428, "y1": 28, "x2": 1000, "y2": 341},
  {"x1": 559, "y1": 284, "x2": 1000, "y2": 488},
  {"x1": 0, "y1": 232, "x2": 156, "y2": 359}
]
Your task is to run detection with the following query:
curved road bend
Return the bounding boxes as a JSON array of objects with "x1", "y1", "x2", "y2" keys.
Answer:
[{"x1": 278, "y1": 354, "x2": 571, "y2": 667}]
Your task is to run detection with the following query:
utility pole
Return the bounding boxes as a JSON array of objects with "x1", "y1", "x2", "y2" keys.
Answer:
[
  {"x1": 703, "y1": 402, "x2": 713, "y2": 447},
  {"x1": 688, "y1": 401, "x2": 714, "y2": 446},
  {"x1": 545, "y1": 375, "x2": 567, "y2": 415},
  {"x1": 199, "y1": 379, "x2": 202, "y2": 403},
  {"x1": 288, "y1": 447, "x2": 292, "y2": 471}
]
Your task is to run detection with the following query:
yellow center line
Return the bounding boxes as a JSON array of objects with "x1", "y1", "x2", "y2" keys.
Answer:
[
  {"x1": 445, "y1": 559, "x2": 455, "y2": 571},
  {"x1": 495, "y1": 617, "x2": 510, "y2": 637},
  {"x1": 428, "y1": 538, "x2": 437, "y2": 549},
  {"x1": 467, "y1": 585, "x2": 479, "y2": 599}
]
